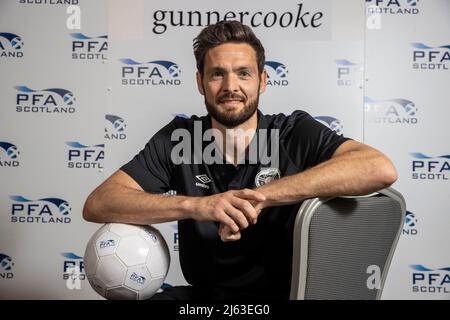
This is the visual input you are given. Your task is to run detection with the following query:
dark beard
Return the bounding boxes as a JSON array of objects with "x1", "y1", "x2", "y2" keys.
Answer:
[{"x1": 204, "y1": 90, "x2": 260, "y2": 128}]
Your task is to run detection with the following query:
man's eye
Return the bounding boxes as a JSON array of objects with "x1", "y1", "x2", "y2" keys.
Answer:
[
  {"x1": 239, "y1": 71, "x2": 250, "y2": 77},
  {"x1": 212, "y1": 71, "x2": 223, "y2": 77}
]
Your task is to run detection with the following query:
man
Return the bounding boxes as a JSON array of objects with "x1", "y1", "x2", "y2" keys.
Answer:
[{"x1": 83, "y1": 21, "x2": 397, "y2": 300}]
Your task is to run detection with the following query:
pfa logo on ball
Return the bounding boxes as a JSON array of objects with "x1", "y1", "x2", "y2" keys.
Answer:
[
  {"x1": 99, "y1": 240, "x2": 116, "y2": 249},
  {"x1": 130, "y1": 272, "x2": 146, "y2": 285}
]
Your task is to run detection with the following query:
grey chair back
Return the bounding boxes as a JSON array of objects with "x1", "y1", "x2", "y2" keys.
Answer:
[{"x1": 290, "y1": 187, "x2": 405, "y2": 300}]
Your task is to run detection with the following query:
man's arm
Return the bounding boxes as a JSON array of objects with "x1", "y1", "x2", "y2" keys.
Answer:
[
  {"x1": 256, "y1": 140, "x2": 398, "y2": 207},
  {"x1": 219, "y1": 140, "x2": 398, "y2": 241},
  {"x1": 83, "y1": 170, "x2": 265, "y2": 233}
]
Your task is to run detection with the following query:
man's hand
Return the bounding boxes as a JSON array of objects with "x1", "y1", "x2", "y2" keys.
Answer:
[
  {"x1": 219, "y1": 223, "x2": 242, "y2": 241},
  {"x1": 218, "y1": 200, "x2": 265, "y2": 242},
  {"x1": 191, "y1": 189, "x2": 266, "y2": 233}
]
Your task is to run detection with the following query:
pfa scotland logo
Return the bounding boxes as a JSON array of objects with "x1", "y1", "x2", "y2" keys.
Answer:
[
  {"x1": 0, "y1": 32, "x2": 23, "y2": 58},
  {"x1": 71, "y1": 33, "x2": 107, "y2": 60},
  {"x1": 402, "y1": 210, "x2": 418, "y2": 235},
  {"x1": 0, "y1": 141, "x2": 20, "y2": 167},
  {"x1": 410, "y1": 152, "x2": 450, "y2": 181},
  {"x1": 15, "y1": 86, "x2": 76, "y2": 113},
  {"x1": 0, "y1": 253, "x2": 14, "y2": 280},
  {"x1": 410, "y1": 264, "x2": 450, "y2": 294},
  {"x1": 66, "y1": 141, "x2": 104, "y2": 169},
  {"x1": 61, "y1": 252, "x2": 86, "y2": 282},
  {"x1": 120, "y1": 58, "x2": 181, "y2": 86},
  {"x1": 335, "y1": 59, "x2": 362, "y2": 87},
  {"x1": 411, "y1": 42, "x2": 450, "y2": 71},
  {"x1": 366, "y1": 0, "x2": 420, "y2": 15},
  {"x1": 365, "y1": 97, "x2": 418, "y2": 124},
  {"x1": 10, "y1": 195, "x2": 72, "y2": 224},
  {"x1": 265, "y1": 61, "x2": 288, "y2": 87},
  {"x1": 105, "y1": 114, "x2": 127, "y2": 140}
]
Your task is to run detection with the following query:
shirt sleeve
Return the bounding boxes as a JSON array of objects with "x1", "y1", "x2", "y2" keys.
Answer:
[
  {"x1": 120, "y1": 122, "x2": 175, "y2": 193},
  {"x1": 285, "y1": 111, "x2": 352, "y2": 169}
]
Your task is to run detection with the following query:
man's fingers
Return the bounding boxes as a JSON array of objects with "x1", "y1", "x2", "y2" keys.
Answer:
[
  {"x1": 222, "y1": 232, "x2": 241, "y2": 242},
  {"x1": 219, "y1": 223, "x2": 241, "y2": 242},
  {"x1": 224, "y1": 203, "x2": 249, "y2": 229},
  {"x1": 230, "y1": 197, "x2": 258, "y2": 225},
  {"x1": 219, "y1": 214, "x2": 240, "y2": 233},
  {"x1": 202, "y1": 190, "x2": 265, "y2": 230},
  {"x1": 234, "y1": 188, "x2": 266, "y2": 202}
]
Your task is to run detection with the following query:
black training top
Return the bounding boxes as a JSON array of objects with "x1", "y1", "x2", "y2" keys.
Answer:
[{"x1": 121, "y1": 110, "x2": 351, "y2": 299}]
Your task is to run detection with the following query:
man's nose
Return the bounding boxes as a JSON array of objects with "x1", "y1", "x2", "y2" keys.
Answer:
[{"x1": 222, "y1": 74, "x2": 239, "y2": 92}]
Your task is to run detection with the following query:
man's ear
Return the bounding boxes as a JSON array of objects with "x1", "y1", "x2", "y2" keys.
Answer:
[
  {"x1": 196, "y1": 71, "x2": 205, "y2": 96},
  {"x1": 259, "y1": 69, "x2": 267, "y2": 94}
]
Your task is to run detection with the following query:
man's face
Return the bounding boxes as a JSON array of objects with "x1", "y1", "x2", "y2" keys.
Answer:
[{"x1": 196, "y1": 43, "x2": 267, "y2": 127}]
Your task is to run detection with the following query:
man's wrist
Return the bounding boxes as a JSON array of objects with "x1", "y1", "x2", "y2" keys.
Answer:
[
  {"x1": 180, "y1": 196, "x2": 198, "y2": 220},
  {"x1": 254, "y1": 175, "x2": 307, "y2": 208},
  {"x1": 254, "y1": 185, "x2": 273, "y2": 210}
]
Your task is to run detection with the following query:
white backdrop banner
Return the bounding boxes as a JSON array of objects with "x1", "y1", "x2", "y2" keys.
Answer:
[{"x1": 0, "y1": 0, "x2": 448, "y2": 300}]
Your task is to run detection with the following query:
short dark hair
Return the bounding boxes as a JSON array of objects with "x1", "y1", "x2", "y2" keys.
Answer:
[{"x1": 193, "y1": 20, "x2": 265, "y2": 76}]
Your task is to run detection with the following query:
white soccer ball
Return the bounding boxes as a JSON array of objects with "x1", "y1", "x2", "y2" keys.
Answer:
[{"x1": 84, "y1": 223, "x2": 170, "y2": 300}]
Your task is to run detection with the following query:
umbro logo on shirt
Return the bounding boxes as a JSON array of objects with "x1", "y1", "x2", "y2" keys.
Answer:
[{"x1": 195, "y1": 174, "x2": 211, "y2": 189}]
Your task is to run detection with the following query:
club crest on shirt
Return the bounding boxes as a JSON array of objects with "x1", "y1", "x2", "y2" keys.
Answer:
[{"x1": 255, "y1": 167, "x2": 281, "y2": 187}]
